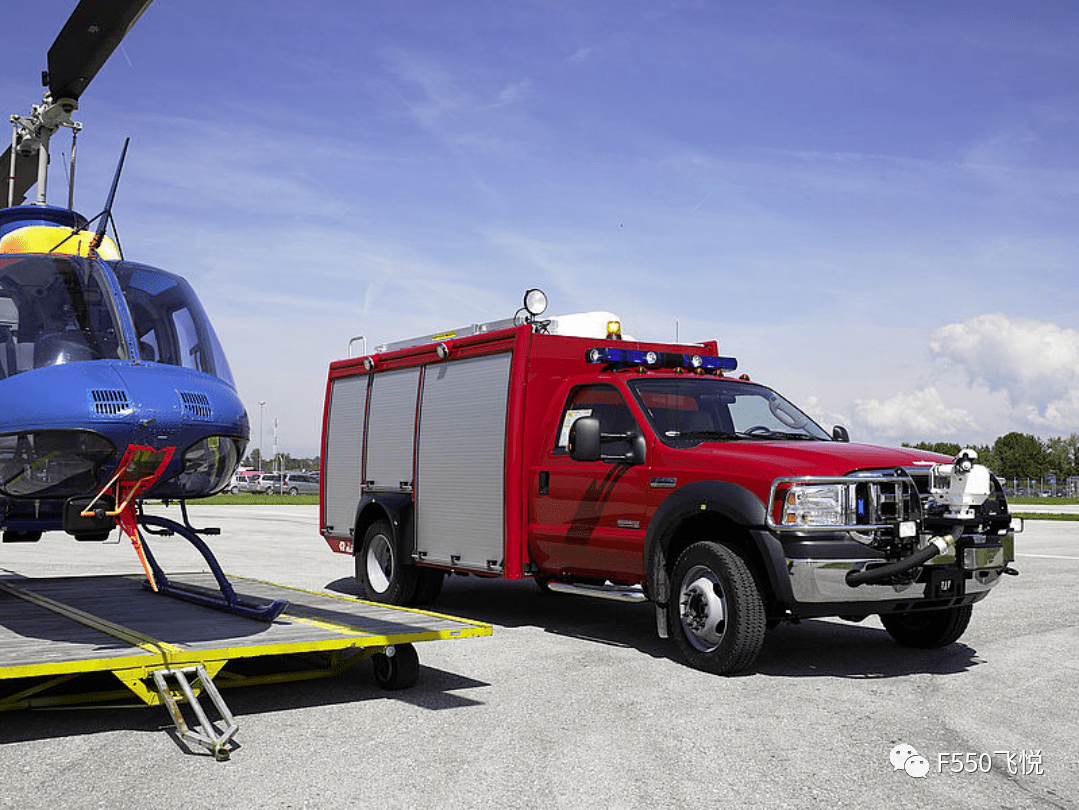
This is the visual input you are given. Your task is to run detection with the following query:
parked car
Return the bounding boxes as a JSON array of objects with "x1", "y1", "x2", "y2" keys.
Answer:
[
  {"x1": 282, "y1": 473, "x2": 319, "y2": 495},
  {"x1": 229, "y1": 470, "x2": 262, "y2": 494},
  {"x1": 257, "y1": 473, "x2": 284, "y2": 494}
]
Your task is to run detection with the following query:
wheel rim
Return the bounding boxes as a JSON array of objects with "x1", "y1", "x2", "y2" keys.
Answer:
[
  {"x1": 679, "y1": 564, "x2": 727, "y2": 652},
  {"x1": 366, "y1": 533, "x2": 394, "y2": 594}
]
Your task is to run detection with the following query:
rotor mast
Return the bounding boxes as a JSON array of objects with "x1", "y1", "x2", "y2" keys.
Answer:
[
  {"x1": 8, "y1": 95, "x2": 82, "y2": 207},
  {"x1": 2, "y1": 0, "x2": 152, "y2": 210}
]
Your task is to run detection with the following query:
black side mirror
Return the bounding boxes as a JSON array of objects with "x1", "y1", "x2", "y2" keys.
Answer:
[
  {"x1": 626, "y1": 432, "x2": 647, "y2": 465},
  {"x1": 569, "y1": 417, "x2": 601, "y2": 462},
  {"x1": 832, "y1": 425, "x2": 850, "y2": 443},
  {"x1": 569, "y1": 417, "x2": 646, "y2": 466}
]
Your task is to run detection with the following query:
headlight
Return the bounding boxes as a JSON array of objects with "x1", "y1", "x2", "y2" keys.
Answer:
[
  {"x1": 776, "y1": 483, "x2": 848, "y2": 528},
  {"x1": 769, "y1": 476, "x2": 920, "y2": 537}
]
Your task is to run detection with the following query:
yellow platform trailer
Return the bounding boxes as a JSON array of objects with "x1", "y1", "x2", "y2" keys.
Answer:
[{"x1": 0, "y1": 572, "x2": 491, "y2": 759}]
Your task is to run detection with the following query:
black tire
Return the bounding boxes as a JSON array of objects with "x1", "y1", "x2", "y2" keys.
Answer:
[
  {"x1": 880, "y1": 604, "x2": 973, "y2": 648},
  {"x1": 372, "y1": 643, "x2": 420, "y2": 690},
  {"x1": 288, "y1": 487, "x2": 299, "y2": 495},
  {"x1": 667, "y1": 541, "x2": 766, "y2": 674},
  {"x1": 355, "y1": 520, "x2": 419, "y2": 605}
]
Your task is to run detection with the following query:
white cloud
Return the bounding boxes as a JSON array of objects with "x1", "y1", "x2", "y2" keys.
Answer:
[
  {"x1": 829, "y1": 314, "x2": 1079, "y2": 447},
  {"x1": 495, "y1": 79, "x2": 533, "y2": 107},
  {"x1": 929, "y1": 313, "x2": 1079, "y2": 431},
  {"x1": 849, "y1": 388, "x2": 978, "y2": 445}
]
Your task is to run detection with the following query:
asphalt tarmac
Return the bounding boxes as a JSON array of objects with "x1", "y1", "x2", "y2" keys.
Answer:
[{"x1": 1, "y1": 505, "x2": 1076, "y2": 810}]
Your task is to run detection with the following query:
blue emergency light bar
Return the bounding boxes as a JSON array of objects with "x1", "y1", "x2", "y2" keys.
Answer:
[{"x1": 586, "y1": 347, "x2": 738, "y2": 372}]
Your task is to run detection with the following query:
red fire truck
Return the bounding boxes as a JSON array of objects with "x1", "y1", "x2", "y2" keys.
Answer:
[{"x1": 320, "y1": 291, "x2": 1018, "y2": 674}]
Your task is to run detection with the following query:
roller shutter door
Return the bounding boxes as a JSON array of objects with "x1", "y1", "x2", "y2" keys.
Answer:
[{"x1": 415, "y1": 352, "x2": 511, "y2": 570}]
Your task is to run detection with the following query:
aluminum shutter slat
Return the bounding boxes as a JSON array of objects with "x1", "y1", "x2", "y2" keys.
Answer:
[
  {"x1": 323, "y1": 375, "x2": 367, "y2": 537},
  {"x1": 416, "y1": 353, "x2": 511, "y2": 570},
  {"x1": 365, "y1": 368, "x2": 421, "y2": 491}
]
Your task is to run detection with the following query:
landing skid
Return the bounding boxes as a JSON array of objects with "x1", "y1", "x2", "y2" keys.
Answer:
[
  {"x1": 135, "y1": 512, "x2": 289, "y2": 622},
  {"x1": 78, "y1": 444, "x2": 288, "y2": 621}
]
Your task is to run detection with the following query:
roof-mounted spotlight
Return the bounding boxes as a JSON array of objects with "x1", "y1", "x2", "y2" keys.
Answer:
[{"x1": 524, "y1": 288, "x2": 548, "y2": 318}]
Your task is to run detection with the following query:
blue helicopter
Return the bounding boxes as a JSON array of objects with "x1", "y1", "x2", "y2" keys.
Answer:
[{"x1": 0, "y1": 1, "x2": 284, "y2": 620}]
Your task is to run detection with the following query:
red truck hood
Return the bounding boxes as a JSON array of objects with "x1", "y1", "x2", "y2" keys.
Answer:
[{"x1": 667, "y1": 440, "x2": 949, "y2": 480}]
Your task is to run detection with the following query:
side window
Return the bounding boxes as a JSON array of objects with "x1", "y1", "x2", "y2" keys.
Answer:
[
  {"x1": 554, "y1": 384, "x2": 639, "y2": 456},
  {"x1": 172, "y1": 306, "x2": 200, "y2": 371},
  {"x1": 0, "y1": 294, "x2": 16, "y2": 377}
]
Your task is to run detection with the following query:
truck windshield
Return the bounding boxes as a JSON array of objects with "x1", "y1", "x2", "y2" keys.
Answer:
[
  {"x1": 0, "y1": 255, "x2": 126, "y2": 375},
  {"x1": 629, "y1": 377, "x2": 831, "y2": 445}
]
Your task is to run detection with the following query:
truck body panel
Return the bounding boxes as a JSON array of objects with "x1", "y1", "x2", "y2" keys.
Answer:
[{"x1": 320, "y1": 311, "x2": 1017, "y2": 673}]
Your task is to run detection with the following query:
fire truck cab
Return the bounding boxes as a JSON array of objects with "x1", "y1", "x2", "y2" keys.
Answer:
[{"x1": 320, "y1": 293, "x2": 1018, "y2": 674}]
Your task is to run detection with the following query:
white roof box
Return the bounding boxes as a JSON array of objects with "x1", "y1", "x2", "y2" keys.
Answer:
[{"x1": 545, "y1": 311, "x2": 635, "y2": 341}]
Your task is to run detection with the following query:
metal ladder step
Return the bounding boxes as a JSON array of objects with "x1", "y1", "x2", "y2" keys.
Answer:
[{"x1": 151, "y1": 665, "x2": 238, "y2": 761}]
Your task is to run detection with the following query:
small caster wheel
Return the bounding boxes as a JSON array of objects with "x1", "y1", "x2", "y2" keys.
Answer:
[{"x1": 372, "y1": 643, "x2": 419, "y2": 690}]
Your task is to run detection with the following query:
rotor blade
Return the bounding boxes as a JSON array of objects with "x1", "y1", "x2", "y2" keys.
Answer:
[
  {"x1": 46, "y1": 0, "x2": 154, "y2": 102},
  {"x1": 0, "y1": 144, "x2": 40, "y2": 207}
]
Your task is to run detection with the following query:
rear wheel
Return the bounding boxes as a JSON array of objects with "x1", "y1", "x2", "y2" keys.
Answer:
[
  {"x1": 668, "y1": 541, "x2": 766, "y2": 674},
  {"x1": 881, "y1": 604, "x2": 972, "y2": 648},
  {"x1": 356, "y1": 520, "x2": 419, "y2": 605}
]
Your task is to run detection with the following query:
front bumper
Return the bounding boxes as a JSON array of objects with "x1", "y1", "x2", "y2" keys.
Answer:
[{"x1": 783, "y1": 534, "x2": 1013, "y2": 606}]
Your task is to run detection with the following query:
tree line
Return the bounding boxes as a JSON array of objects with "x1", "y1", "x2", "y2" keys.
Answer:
[{"x1": 904, "y1": 432, "x2": 1079, "y2": 493}]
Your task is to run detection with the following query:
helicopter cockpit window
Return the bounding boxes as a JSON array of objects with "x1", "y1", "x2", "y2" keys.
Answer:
[
  {"x1": 112, "y1": 262, "x2": 236, "y2": 388},
  {"x1": 0, "y1": 255, "x2": 125, "y2": 375}
]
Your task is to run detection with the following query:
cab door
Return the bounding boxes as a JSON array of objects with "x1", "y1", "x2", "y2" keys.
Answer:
[{"x1": 529, "y1": 382, "x2": 656, "y2": 581}]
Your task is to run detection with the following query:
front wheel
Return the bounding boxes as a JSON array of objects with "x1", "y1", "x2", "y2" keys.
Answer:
[
  {"x1": 667, "y1": 541, "x2": 766, "y2": 674},
  {"x1": 356, "y1": 520, "x2": 419, "y2": 605},
  {"x1": 880, "y1": 604, "x2": 973, "y2": 648}
]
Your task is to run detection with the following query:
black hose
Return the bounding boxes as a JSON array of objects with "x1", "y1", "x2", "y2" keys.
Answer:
[{"x1": 846, "y1": 536, "x2": 954, "y2": 587}]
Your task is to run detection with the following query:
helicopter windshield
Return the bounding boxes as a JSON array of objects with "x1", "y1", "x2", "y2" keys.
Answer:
[
  {"x1": 0, "y1": 255, "x2": 126, "y2": 375},
  {"x1": 111, "y1": 262, "x2": 236, "y2": 387}
]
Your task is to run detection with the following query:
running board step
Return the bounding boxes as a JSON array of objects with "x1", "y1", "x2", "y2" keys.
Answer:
[
  {"x1": 152, "y1": 665, "x2": 238, "y2": 761},
  {"x1": 546, "y1": 581, "x2": 648, "y2": 603}
]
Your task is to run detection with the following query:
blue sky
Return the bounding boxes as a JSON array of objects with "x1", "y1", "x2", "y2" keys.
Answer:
[{"x1": 3, "y1": 1, "x2": 1077, "y2": 457}]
